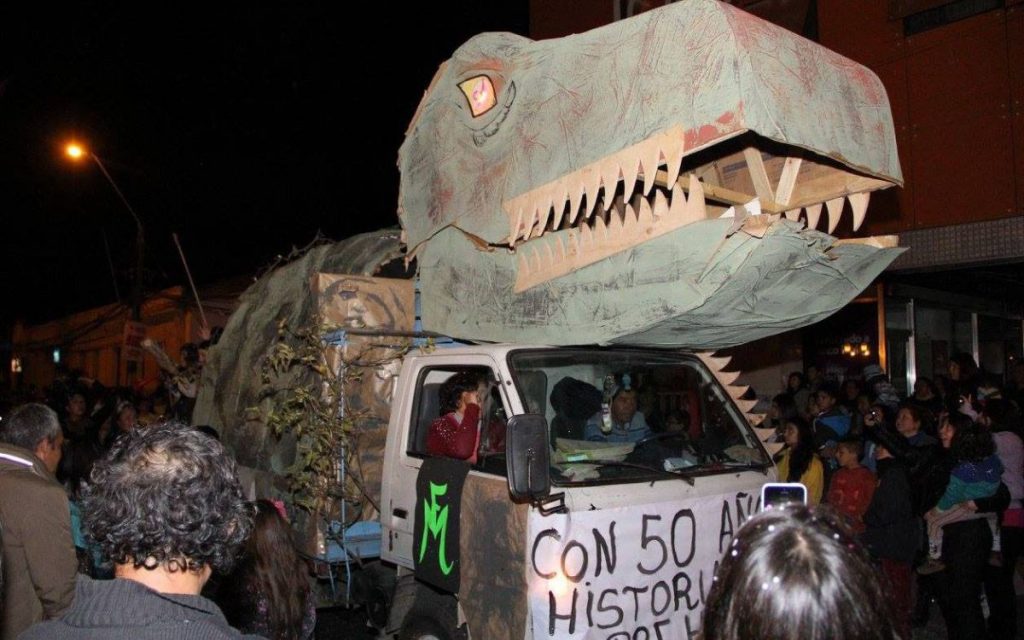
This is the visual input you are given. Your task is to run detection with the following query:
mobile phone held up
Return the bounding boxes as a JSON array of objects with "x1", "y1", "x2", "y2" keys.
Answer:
[{"x1": 760, "y1": 482, "x2": 808, "y2": 511}]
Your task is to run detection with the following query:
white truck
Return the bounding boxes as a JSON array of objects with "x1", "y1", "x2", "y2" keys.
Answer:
[
  {"x1": 373, "y1": 342, "x2": 776, "y2": 640},
  {"x1": 197, "y1": 260, "x2": 781, "y2": 640}
]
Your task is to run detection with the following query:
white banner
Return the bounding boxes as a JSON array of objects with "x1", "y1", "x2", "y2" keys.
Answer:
[{"x1": 527, "y1": 491, "x2": 759, "y2": 640}]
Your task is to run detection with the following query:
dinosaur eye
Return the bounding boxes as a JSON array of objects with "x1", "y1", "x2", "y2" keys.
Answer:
[{"x1": 458, "y1": 75, "x2": 497, "y2": 118}]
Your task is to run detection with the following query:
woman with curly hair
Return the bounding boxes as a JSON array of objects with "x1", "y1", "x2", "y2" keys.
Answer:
[
  {"x1": 21, "y1": 422, "x2": 257, "y2": 639},
  {"x1": 217, "y1": 500, "x2": 315, "y2": 640},
  {"x1": 776, "y1": 417, "x2": 824, "y2": 505}
]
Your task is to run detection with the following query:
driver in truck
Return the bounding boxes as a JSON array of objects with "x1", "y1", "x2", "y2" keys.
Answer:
[{"x1": 583, "y1": 377, "x2": 653, "y2": 443}]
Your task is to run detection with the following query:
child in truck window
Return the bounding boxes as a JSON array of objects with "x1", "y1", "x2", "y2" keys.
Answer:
[{"x1": 426, "y1": 371, "x2": 485, "y2": 464}]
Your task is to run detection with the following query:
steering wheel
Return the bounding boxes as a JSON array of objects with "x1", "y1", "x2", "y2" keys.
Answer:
[{"x1": 633, "y1": 431, "x2": 690, "y2": 450}]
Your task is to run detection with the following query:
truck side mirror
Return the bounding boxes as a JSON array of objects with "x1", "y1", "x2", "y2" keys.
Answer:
[{"x1": 506, "y1": 413, "x2": 551, "y2": 502}]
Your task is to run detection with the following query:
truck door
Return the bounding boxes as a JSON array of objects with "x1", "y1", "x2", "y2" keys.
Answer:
[{"x1": 380, "y1": 354, "x2": 512, "y2": 570}]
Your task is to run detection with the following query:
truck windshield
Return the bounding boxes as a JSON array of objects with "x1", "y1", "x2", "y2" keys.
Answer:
[{"x1": 507, "y1": 349, "x2": 770, "y2": 485}]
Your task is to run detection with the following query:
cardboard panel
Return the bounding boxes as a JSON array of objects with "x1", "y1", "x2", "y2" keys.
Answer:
[
  {"x1": 859, "y1": 59, "x2": 914, "y2": 235},
  {"x1": 313, "y1": 273, "x2": 414, "y2": 333},
  {"x1": 818, "y1": 0, "x2": 904, "y2": 64},
  {"x1": 459, "y1": 475, "x2": 528, "y2": 639},
  {"x1": 314, "y1": 274, "x2": 415, "y2": 521},
  {"x1": 906, "y1": 11, "x2": 1008, "y2": 127}
]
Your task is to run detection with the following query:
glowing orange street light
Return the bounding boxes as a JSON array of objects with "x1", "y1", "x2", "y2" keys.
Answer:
[
  {"x1": 63, "y1": 140, "x2": 146, "y2": 320},
  {"x1": 65, "y1": 142, "x2": 86, "y2": 160}
]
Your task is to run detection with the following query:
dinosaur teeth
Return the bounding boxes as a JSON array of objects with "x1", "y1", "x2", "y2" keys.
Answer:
[
  {"x1": 518, "y1": 251, "x2": 530, "y2": 276},
  {"x1": 849, "y1": 192, "x2": 870, "y2": 231},
  {"x1": 568, "y1": 181, "x2": 586, "y2": 226},
  {"x1": 593, "y1": 214, "x2": 609, "y2": 240},
  {"x1": 567, "y1": 231, "x2": 580, "y2": 256},
  {"x1": 532, "y1": 196, "x2": 554, "y2": 238},
  {"x1": 554, "y1": 234, "x2": 568, "y2": 260},
  {"x1": 804, "y1": 203, "x2": 823, "y2": 230},
  {"x1": 530, "y1": 246, "x2": 543, "y2": 273},
  {"x1": 600, "y1": 161, "x2": 621, "y2": 211},
  {"x1": 524, "y1": 206, "x2": 541, "y2": 241},
  {"x1": 825, "y1": 197, "x2": 844, "y2": 233},
  {"x1": 580, "y1": 222, "x2": 594, "y2": 247},
  {"x1": 583, "y1": 169, "x2": 602, "y2": 220},
  {"x1": 543, "y1": 241, "x2": 556, "y2": 268},
  {"x1": 610, "y1": 207, "x2": 626, "y2": 234},
  {"x1": 641, "y1": 142, "x2": 661, "y2": 196},
  {"x1": 502, "y1": 120, "x2": 884, "y2": 292},
  {"x1": 513, "y1": 174, "x2": 715, "y2": 293},
  {"x1": 621, "y1": 157, "x2": 639, "y2": 204},
  {"x1": 550, "y1": 181, "x2": 569, "y2": 231},
  {"x1": 504, "y1": 126, "x2": 693, "y2": 250},
  {"x1": 653, "y1": 188, "x2": 670, "y2": 220},
  {"x1": 669, "y1": 182, "x2": 687, "y2": 219},
  {"x1": 637, "y1": 196, "x2": 654, "y2": 228},
  {"x1": 662, "y1": 134, "x2": 685, "y2": 189},
  {"x1": 684, "y1": 174, "x2": 706, "y2": 223}
]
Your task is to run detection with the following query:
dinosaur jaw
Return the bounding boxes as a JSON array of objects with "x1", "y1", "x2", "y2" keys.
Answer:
[{"x1": 502, "y1": 126, "x2": 896, "y2": 293}]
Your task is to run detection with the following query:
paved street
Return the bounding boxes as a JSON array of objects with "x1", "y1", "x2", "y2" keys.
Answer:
[{"x1": 312, "y1": 593, "x2": 1024, "y2": 639}]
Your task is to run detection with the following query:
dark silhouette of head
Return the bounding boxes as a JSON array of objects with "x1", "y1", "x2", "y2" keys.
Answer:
[
  {"x1": 83, "y1": 423, "x2": 252, "y2": 574},
  {"x1": 438, "y1": 371, "x2": 484, "y2": 415},
  {"x1": 703, "y1": 505, "x2": 899, "y2": 640}
]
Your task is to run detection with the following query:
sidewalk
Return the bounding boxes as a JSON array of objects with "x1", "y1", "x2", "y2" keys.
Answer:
[{"x1": 912, "y1": 568, "x2": 1024, "y2": 639}]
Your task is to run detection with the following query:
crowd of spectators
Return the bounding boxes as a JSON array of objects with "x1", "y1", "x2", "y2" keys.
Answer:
[
  {"x1": 766, "y1": 355, "x2": 1024, "y2": 639},
  {"x1": 0, "y1": 335, "x2": 316, "y2": 639},
  {"x1": 4, "y1": 339, "x2": 1024, "y2": 638}
]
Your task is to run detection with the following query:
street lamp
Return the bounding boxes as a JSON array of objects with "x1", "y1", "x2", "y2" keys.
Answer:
[{"x1": 64, "y1": 141, "x2": 146, "y2": 321}]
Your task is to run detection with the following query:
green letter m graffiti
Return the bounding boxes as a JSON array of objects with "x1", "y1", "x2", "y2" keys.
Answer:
[{"x1": 419, "y1": 481, "x2": 455, "y2": 575}]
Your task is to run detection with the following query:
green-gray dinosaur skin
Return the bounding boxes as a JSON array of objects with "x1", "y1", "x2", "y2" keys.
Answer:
[{"x1": 398, "y1": 0, "x2": 904, "y2": 348}]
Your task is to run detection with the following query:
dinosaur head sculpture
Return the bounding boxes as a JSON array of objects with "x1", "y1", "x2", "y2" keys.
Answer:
[{"x1": 398, "y1": 0, "x2": 903, "y2": 348}]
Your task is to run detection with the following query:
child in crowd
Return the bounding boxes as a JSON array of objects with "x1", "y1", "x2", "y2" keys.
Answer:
[{"x1": 825, "y1": 438, "x2": 876, "y2": 533}]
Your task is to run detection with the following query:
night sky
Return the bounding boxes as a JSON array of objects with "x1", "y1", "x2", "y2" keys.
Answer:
[{"x1": 0, "y1": 3, "x2": 529, "y2": 324}]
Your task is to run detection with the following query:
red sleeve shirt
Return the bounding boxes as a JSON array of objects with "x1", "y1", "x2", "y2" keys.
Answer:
[
  {"x1": 426, "y1": 403, "x2": 481, "y2": 463},
  {"x1": 826, "y1": 466, "x2": 877, "y2": 532}
]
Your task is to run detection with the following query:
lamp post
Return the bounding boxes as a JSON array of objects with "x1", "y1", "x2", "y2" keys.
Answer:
[{"x1": 65, "y1": 142, "x2": 145, "y2": 321}]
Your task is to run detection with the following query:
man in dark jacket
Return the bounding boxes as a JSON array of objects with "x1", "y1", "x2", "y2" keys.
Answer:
[
  {"x1": 21, "y1": 423, "x2": 260, "y2": 639},
  {"x1": 0, "y1": 403, "x2": 77, "y2": 640},
  {"x1": 861, "y1": 444, "x2": 919, "y2": 639}
]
